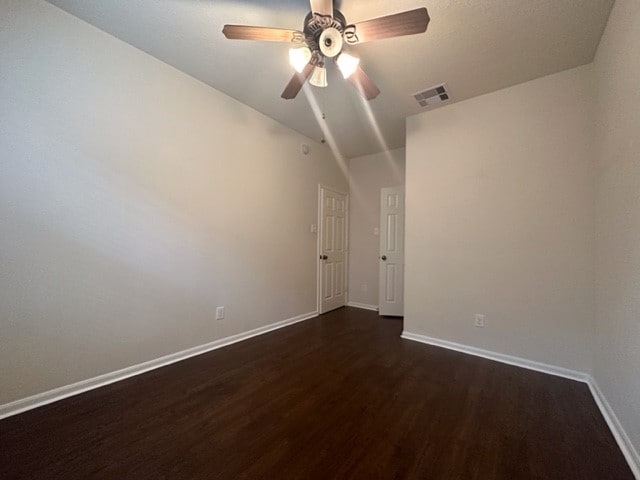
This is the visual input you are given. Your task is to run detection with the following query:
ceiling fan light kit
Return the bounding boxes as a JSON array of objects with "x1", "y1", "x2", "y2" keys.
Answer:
[
  {"x1": 319, "y1": 28, "x2": 343, "y2": 57},
  {"x1": 222, "y1": 1, "x2": 430, "y2": 100}
]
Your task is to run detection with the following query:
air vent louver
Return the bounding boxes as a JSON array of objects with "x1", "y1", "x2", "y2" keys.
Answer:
[{"x1": 413, "y1": 83, "x2": 450, "y2": 108}]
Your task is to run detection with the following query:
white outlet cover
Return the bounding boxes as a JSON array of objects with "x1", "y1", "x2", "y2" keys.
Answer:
[
  {"x1": 474, "y1": 314, "x2": 485, "y2": 327},
  {"x1": 216, "y1": 306, "x2": 225, "y2": 320}
]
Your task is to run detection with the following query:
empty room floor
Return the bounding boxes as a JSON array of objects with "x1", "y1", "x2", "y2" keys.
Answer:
[{"x1": 0, "y1": 307, "x2": 633, "y2": 479}]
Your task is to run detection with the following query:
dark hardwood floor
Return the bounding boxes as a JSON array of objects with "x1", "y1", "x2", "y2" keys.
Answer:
[{"x1": 0, "y1": 307, "x2": 633, "y2": 479}]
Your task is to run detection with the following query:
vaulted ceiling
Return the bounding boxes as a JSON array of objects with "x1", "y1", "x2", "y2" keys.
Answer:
[{"x1": 46, "y1": 0, "x2": 614, "y2": 158}]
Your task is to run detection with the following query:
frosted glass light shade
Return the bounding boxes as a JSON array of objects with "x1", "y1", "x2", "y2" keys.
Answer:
[
  {"x1": 289, "y1": 47, "x2": 312, "y2": 73},
  {"x1": 309, "y1": 65, "x2": 328, "y2": 87},
  {"x1": 336, "y1": 53, "x2": 360, "y2": 79}
]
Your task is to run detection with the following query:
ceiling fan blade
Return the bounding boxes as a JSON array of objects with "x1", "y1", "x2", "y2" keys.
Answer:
[
  {"x1": 348, "y1": 65, "x2": 380, "y2": 100},
  {"x1": 222, "y1": 25, "x2": 304, "y2": 44},
  {"x1": 344, "y1": 8, "x2": 430, "y2": 45},
  {"x1": 281, "y1": 62, "x2": 315, "y2": 100},
  {"x1": 310, "y1": 0, "x2": 333, "y2": 18}
]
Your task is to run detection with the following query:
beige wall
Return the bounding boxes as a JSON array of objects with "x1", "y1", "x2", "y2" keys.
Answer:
[
  {"x1": 0, "y1": 0, "x2": 346, "y2": 405},
  {"x1": 348, "y1": 149, "x2": 405, "y2": 308},
  {"x1": 593, "y1": 0, "x2": 640, "y2": 458},
  {"x1": 405, "y1": 65, "x2": 595, "y2": 372}
]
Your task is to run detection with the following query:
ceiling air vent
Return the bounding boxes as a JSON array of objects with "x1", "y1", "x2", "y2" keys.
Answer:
[{"x1": 413, "y1": 83, "x2": 450, "y2": 109}]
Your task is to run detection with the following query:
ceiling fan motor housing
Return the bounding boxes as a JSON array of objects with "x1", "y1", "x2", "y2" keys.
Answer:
[{"x1": 303, "y1": 10, "x2": 347, "y2": 55}]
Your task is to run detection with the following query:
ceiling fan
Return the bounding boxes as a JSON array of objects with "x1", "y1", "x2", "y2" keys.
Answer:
[{"x1": 222, "y1": 1, "x2": 430, "y2": 101}]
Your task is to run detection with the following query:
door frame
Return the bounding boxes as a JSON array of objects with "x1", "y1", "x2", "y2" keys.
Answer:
[{"x1": 317, "y1": 184, "x2": 350, "y2": 314}]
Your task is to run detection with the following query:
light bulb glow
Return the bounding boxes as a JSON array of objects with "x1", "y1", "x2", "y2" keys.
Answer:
[
  {"x1": 336, "y1": 53, "x2": 360, "y2": 79},
  {"x1": 289, "y1": 47, "x2": 312, "y2": 73},
  {"x1": 309, "y1": 65, "x2": 328, "y2": 88}
]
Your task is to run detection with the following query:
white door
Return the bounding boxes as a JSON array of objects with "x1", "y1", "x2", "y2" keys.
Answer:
[
  {"x1": 379, "y1": 186, "x2": 405, "y2": 316},
  {"x1": 319, "y1": 186, "x2": 348, "y2": 314}
]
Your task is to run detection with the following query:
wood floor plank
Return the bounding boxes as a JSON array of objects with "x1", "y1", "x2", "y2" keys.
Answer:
[{"x1": 0, "y1": 307, "x2": 633, "y2": 479}]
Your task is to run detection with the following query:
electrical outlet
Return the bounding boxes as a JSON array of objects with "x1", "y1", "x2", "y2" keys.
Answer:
[
  {"x1": 361, "y1": 283, "x2": 368, "y2": 292},
  {"x1": 216, "y1": 306, "x2": 225, "y2": 320},
  {"x1": 474, "y1": 314, "x2": 485, "y2": 328}
]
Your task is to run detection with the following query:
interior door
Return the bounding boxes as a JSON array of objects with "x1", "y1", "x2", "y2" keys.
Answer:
[
  {"x1": 319, "y1": 186, "x2": 348, "y2": 314},
  {"x1": 379, "y1": 186, "x2": 405, "y2": 316}
]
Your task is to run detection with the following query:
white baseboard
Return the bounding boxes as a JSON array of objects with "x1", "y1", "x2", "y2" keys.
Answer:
[
  {"x1": 402, "y1": 330, "x2": 639, "y2": 478},
  {"x1": 347, "y1": 301, "x2": 379, "y2": 312},
  {"x1": 587, "y1": 377, "x2": 640, "y2": 479},
  {"x1": 0, "y1": 310, "x2": 318, "y2": 420},
  {"x1": 401, "y1": 331, "x2": 588, "y2": 381}
]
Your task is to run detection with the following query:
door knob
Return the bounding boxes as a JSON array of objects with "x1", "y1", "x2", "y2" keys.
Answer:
[
  {"x1": 381, "y1": 255, "x2": 387, "y2": 261},
  {"x1": 320, "y1": 254, "x2": 328, "y2": 260}
]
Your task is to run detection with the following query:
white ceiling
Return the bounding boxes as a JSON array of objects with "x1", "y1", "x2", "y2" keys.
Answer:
[{"x1": 46, "y1": 0, "x2": 614, "y2": 159}]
